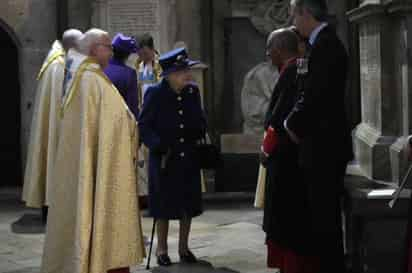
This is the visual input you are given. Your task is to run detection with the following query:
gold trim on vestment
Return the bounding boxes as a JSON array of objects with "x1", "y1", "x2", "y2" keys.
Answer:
[
  {"x1": 60, "y1": 58, "x2": 98, "y2": 117},
  {"x1": 37, "y1": 51, "x2": 65, "y2": 80},
  {"x1": 60, "y1": 58, "x2": 120, "y2": 117}
]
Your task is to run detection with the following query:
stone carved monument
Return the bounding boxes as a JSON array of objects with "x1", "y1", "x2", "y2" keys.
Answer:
[
  {"x1": 250, "y1": 0, "x2": 290, "y2": 35},
  {"x1": 226, "y1": 0, "x2": 288, "y2": 139},
  {"x1": 92, "y1": 0, "x2": 162, "y2": 49},
  {"x1": 241, "y1": 62, "x2": 279, "y2": 135},
  {"x1": 218, "y1": 0, "x2": 289, "y2": 192},
  {"x1": 239, "y1": 0, "x2": 287, "y2": 136}
]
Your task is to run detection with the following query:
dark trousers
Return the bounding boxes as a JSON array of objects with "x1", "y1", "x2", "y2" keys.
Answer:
[{"x1": 304, "y1": 162, "x2": 347, "y2": 273}]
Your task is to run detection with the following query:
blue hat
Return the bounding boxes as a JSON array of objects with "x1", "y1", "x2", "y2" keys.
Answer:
[
  {"x1": 159, "y1": 48, "x2": 200, "y2": 76},
  {"x1": 112, "y1": 33, "x2": 138, "y2": 54}
]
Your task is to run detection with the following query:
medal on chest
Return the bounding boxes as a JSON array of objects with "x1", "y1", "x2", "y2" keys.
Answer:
[{"x1": 297, "y1": 57, "x2": 309, "y2": 75}]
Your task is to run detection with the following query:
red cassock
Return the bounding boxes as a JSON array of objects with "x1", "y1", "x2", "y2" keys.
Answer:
[
  {"x1": 263, "y1": 57, "x2": 324, "y2": 273},
  {"x1": 263, "y1": 128, "x2": 321, "y2": 273},
  {"x1": 267, "y1": 240, "x2": 320, "y2": 273}
]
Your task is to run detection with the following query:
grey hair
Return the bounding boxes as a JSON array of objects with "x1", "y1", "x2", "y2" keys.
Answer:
[
  {"x1": 267, "y1": 28, "x2": 299, "y2": 55},
  {"x1": 290, "y1": 0, "x2": 328, "y2": 21},
  {"x1": 62, "y1": 29, "x2": 83, "y2": 52},
  {"x1": 78, "y1": 28, "x2": 109, "y2": 55}
]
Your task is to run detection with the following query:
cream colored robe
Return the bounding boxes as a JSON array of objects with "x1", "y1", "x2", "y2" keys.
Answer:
[
  {"x1": 254, "y1": 132, "x2": 267, "y2": 209},
  {"x1": 22, "y1": 40, "x2": 65, "y2": 208},
  {"x1": 40, "y1": 58, "x2": 145, "y2": 273},
  {"x1": 254, "y1": 164, "x2": 266, "y2": 209}
]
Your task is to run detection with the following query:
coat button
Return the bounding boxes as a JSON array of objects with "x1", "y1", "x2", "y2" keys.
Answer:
[
  {"x1": 177, "y1": 96, "x2": 182, "y2": 101},
  {"x1": 180, "y1": 124, "x2": 184, "y2": 129},
  {"x1": 180, "y1": 152, "x2": 185, "y2": 157},
  {"x1": 180, "y1": 138, "x2": 185, "y2": 143},
  {"x1": 179, "y1": 110, "x2": 183, "y2": 115}
]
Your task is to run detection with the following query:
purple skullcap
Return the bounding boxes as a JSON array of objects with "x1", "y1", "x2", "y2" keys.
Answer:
[{"x1": 112, "y1": 33, "x2": 139, "y2": 54}]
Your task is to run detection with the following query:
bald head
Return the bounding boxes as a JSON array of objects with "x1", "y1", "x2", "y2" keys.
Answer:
[
  {"x1": 78, "y1": 28, "x2": 112, "y2": 68},
  {"x1": 267, "y1": 28, "x2": 299, "y2": 56},
  {"x1": 266, "y1": 28, "x2": 299, "y2": 67},
  {"x1": 62, "y1": 29, "x2": 83, "y2": 52}
]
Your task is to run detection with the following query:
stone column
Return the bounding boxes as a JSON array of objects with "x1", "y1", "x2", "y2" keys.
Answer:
[
  {"x1": 388, "y1": 1, "x2": 412, "y2": 184},
  {"x1": 348, "y1": 3, "x2": 398, "y2": 181}
]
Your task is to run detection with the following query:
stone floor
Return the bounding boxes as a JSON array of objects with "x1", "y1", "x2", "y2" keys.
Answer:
[{"x1": 0, "y1": 188, "x2": 280, "y2": 273}]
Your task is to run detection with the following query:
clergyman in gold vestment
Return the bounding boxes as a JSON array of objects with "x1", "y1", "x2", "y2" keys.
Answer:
[
  {"x1": 22, "y1": 29, "x2": 83, "y2": 208},
  {"x1": 40, "y1": 29, "x2": 145, "y2": 273}
]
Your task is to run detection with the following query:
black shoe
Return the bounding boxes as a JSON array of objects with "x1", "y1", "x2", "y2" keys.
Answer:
[
  {"x1": 157, "y1": 254, "x2": 172, "y2": 266},
  {"x1": 179, "y1": 250, "x2": 197, "y2": 263}
]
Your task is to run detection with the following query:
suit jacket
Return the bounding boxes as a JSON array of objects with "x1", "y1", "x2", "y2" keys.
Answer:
[
  {"x1": 282, "y1": 27, "x2": 351, "y2": 269},
  {"x1": 285, "y1": 25, "x2": 353, "y2": 169}
]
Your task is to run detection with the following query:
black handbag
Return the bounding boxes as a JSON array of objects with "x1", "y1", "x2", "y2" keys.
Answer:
[{"x1": 195, "y1": 136, "x2": 221, "y2": 169}]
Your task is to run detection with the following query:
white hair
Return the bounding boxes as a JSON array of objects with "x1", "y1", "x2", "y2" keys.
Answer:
[
  {"x1": 78, "y1": 28, "x2": 109, "y2": 56},
  {"x1": 62, "y1": 29, "x2": 83, "y2": 52}
]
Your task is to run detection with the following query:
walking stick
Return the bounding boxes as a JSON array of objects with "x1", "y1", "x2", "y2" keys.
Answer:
[
  {"x1": 388, "y1": 163, "x2": 412, "y2": 208},
  {"x1": 146, "y1": 218, "x2": 157, "y2": 270}
]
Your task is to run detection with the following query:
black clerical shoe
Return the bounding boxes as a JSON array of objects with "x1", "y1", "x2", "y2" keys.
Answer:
[
  {"x1": 157, "y1": 254, "x2": 172, "y2": 266},
  {"x1": 179, "y1": 250, "x2": 197, "y2": 263}
]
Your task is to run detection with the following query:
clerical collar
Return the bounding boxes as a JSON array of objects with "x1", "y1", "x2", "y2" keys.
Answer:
[{"x1": 309, "y1": 22, "x2": 328, "y2": 46}]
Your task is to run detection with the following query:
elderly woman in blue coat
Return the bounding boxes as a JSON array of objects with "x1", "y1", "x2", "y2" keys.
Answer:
[{"x1": 138, "y1": 48, "x2": 206, "y2": 266}]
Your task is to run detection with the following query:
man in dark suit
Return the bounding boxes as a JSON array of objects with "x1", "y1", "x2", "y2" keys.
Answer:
[{"x1": 279, "y1": 0, "x2": 353, "y2": 272}]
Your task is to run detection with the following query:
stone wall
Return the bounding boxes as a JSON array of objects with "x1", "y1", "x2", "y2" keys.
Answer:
[
  {"x1": 67, "y1": 0, "x2": 92, "y2": 31},
  {"x1": 0, "y1": 0, "x2": 57, "y2": 168}
]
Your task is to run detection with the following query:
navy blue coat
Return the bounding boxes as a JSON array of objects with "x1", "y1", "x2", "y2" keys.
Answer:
[
  {"x1": 138, "y1": 79, "x2": 206, "y2": 219},
  {"x1": 104, "y1": 58, "x2": 139, "y2": 119}
]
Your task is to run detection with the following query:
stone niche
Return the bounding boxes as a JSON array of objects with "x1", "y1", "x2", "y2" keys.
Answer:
[{"x1": 215, "y1": 0, "x2": 289, "y2": 192}]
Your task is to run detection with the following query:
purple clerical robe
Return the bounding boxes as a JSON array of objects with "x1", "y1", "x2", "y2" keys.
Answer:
[{"x1": 104, "y1": 58, "x2": 139, "y2": 118}]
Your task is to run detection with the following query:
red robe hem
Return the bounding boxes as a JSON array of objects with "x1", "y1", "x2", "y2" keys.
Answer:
[{"x1": 267, "y1": 239, "x2": 320, "y2": 273}]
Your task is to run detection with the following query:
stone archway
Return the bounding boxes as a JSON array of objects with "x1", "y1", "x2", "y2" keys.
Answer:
[{"x1": 0, "y1": 23, "x2": 22, "y2": 187}]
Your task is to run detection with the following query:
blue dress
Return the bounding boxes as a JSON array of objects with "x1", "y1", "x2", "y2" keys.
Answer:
[
  {"x1": 104, "y1": 58, "x2": 139, "y2": 118},
  {"x1": 138, "y1": 79, "x2": 206, "y2": 219}
]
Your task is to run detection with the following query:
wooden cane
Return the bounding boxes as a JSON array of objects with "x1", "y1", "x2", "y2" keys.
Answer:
[
  {"x1": 389, "y1": 163, "x2": 412, "y2": 208},
  {"x1": 146, "y1": 218, "x2": 157, "y2": 270}
]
